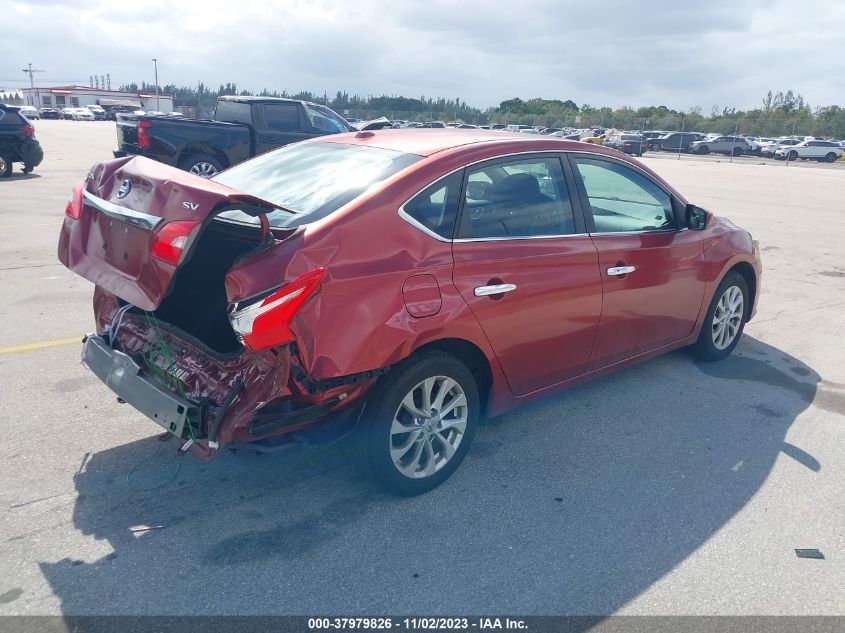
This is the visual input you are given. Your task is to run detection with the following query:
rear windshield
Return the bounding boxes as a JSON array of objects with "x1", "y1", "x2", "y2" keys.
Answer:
[
  {"x1": 213, "y1": 142, "x2": 421, "y2": 228},
  {"x1": 621, "y1": 135, "x2": 641, "y2": 140}
]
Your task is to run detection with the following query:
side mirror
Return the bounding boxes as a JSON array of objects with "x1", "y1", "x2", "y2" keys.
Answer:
[{"x1": 686, "y1": 204, "x2": 708, "y2": 230}]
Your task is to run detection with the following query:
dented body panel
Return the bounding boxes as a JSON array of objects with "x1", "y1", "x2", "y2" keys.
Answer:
[{"x1": 59, "y1": 131, "x2": 762, "y2": 455}]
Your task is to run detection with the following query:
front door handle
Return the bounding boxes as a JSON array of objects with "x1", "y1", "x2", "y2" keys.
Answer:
[
  {"x1": 607, "y1": 266, "x2": 636, "y2": 276},
  {"x1": 474, "y1": 283, "x2": 517, "y2": 297}
]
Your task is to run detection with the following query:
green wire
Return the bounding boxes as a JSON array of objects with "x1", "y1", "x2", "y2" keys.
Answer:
[{"x1": 142, "y1": 312, "x2": 197, "y2": 442}]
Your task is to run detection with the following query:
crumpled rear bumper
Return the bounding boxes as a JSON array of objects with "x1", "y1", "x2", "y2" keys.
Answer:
[{"x1": 82, "y1": 334, "x2": 198, "y2": 437}]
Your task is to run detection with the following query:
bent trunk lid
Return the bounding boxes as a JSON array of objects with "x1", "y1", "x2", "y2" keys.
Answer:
[{"x1": 58, "y1": 155, "x2": 277, "y2": 311}]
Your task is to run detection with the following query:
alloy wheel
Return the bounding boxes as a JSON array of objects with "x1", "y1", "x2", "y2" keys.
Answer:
[
  {"x1": 389, "y1": 376, "x2": 468, "y2": 479},
  {"x1": 189, "y1": 161, "x2": 219, "y2": 177},
  {"x1": 711, "y1": 285, "x2": 744, "y2": 350}
]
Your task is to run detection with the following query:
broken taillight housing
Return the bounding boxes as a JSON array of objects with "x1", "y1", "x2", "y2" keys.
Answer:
[
  {"x1": 64, "y1": 182, "x2": 85, "y2": 220},
  {"x1": 228, "y1": 268, "x2": 325, "y2": 351},
  {"x1": 150, "y1": 221, "x2": 200, "y2": 265}
]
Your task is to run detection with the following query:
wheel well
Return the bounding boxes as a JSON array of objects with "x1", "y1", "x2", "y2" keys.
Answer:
[
  {"x1": 728, "y1": 261, "x2": 757, "y2": 318},
  {"x1": 412, "y1": 338, "x2": 494, "y2": 416},
  {"x1": 178, "y1": 147, "x2": 229, "y2": 170}
]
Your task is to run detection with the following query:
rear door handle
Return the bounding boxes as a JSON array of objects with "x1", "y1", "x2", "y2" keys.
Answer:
[
  {"x1": 474, "y1": 283, "x2": 517, "y2": 297},
  {"x1": 607, "y1": 266, "x2": 636, "y2": 276}
]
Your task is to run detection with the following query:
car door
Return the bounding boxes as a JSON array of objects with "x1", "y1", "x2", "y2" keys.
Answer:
[
  {"x1": 451, "y1": 153, "x2": 603, "y2": 396},
  {"x1": 806, "y1": 141, "x2": 824, "y2": 158},
  {"x1": 568, "y1": 154, "x2": 706, "y2": 369},
  {"x1": 254, "y1": 103, "x2": 312, "y2": 154}
]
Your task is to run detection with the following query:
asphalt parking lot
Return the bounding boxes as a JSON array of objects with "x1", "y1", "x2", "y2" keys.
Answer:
[{"x1": 0, "y1": 120, "x2": 843, "y2": 616}]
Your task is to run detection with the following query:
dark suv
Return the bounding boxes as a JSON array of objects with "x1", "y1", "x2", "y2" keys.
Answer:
[
  {"x1": 0, "y1": 105, "x2": 44, "y2": 177},
  {"x1": 648, "y1": 133, "x2": 702, "y2": 152}
]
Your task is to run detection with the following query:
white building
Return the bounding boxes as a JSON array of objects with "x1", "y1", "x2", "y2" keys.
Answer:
[{"x1": 21, "y1": 85, "x2": 174, "y2": 113}]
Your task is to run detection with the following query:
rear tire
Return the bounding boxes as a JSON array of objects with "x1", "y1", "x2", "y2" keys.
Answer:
[
  {"x1": 825, "y1": 152, "x2": 837, "y2": 163},
  {"x1": 357, "y1": 352, "x2": 479, "y2": 496},
  {"x1": 0, "y1": 152, "x2": 12, "y2": 178},
  {"x1": 692, "y1": 272, "x2": 749, "y2": 362},
  {"x1": 179, "y1": 154, "x2": 224, "y2": 178}
]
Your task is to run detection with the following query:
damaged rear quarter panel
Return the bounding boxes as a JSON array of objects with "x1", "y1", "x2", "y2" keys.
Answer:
[{"x1": 222, "y1": 162, "x2": 501, "y2": 385}]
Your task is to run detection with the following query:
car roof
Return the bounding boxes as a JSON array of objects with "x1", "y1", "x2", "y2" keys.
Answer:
[
  {"x1": 310, "y1": 128, "x2": 595, "y2": 157},
  {"x1": 217, "y1": 95, "x2": 316, "y2": 106}
]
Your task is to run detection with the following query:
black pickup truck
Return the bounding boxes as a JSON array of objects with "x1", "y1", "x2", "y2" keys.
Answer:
[
  {"x1": 0, "y1": 104, "x2": 44, "y2": 177},
  {"x1": 114, "y1": 96, "x2": 354, "y2": 177}
]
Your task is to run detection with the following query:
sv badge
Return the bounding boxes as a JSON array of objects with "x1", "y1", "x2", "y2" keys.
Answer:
[{"x1": 182, "y1": 202, "x2": 200, "y2": 211}]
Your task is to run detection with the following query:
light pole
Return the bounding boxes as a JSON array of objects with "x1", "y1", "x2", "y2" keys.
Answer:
[{"x1": 152, "y1": 58, "x2": 160, "y2": 111}]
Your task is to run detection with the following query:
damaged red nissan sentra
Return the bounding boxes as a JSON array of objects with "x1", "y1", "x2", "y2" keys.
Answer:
[{"x1": 58, "y1": 130, "x2": 761, "y2": 495}]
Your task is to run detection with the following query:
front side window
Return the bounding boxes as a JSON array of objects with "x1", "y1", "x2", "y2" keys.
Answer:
[
  {"x1": 214, "y1": 142, "x2": 420, "y2": 228},
  {"x1": 402, "y1": 172, "x2": 462, "y2": 239},
  {"x1": 458, "y1": 156, "x2": 576, "y2": 238},
  {"x1": 304, "y1": 103, "x2": 349, "y2": 134},
  {"x1": 260, "y1": 103, "x2": 301, "y2": 132},
  {"x1": 573, "y1": 158, "x2": 676, "y2": 233}
]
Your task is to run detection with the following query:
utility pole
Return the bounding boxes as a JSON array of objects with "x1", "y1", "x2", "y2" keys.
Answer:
[
  {"x1": 152, "y1": 58, "x2": 160, "y2": 111},
  {"x1": 21, "y1": 63, "x2": 45, "y2": 107}
]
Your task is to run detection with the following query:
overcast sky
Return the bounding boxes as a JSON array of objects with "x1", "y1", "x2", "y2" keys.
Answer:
[{"x1": 2, "y1": 0, "x2": 843, "y2": 111}]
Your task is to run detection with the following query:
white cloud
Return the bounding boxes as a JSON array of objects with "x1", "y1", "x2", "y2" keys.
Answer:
[{"x1": 2, "y1": 0, "x2": 843, "y2": 110}]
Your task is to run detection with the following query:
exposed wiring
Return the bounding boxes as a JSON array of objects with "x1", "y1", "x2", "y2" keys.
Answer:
[
  {"x1": 106, "y1": 303, "x2": 134, "y2": 346},
  {"x1": 141, "y1": 311, "x2": 197, "y2": 442},
  {"x1": 127, "y1": 454, "x2": 182, "y2": 492}
]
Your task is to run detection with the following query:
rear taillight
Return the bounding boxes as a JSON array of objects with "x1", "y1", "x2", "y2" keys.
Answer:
[
  {"x1": 229, "y1": 269, "x2": 326, "y2": 351},
  {"x1": 138, "y1": 120, "x2": 151, "y2": 148},
  {"x1": 64, "y1": 182, "x2": 84, "y2": 220},
  {"x1": 150, "y1": 221, "x2": 200, "y2": 265},
  {"x1": 18, "y1": 124, "x2": 34, "y2": 138},
  {"x1": 623, "y1": 142, "x2": 631, "y2": 147}
]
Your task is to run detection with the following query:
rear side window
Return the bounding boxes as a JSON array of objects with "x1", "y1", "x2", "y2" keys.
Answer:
[
  {"x1": 402, "y1": 171, "x2": 463, "y2": 239},
  {"x1": 0, "y1": 110, "x2": 23, "y2": 124},
  {"x1": 573, "y1": 158, "x2": 676, "y2": 233},
  {"x1": 214, "y1": 101, "x2": 252, "y2": 124},
  {"x1": 261, "y1": 103, "x2": 301, "y2": 132},
  {"x1": 458, "y1": 156, "x2": 576, "y2": 238}
]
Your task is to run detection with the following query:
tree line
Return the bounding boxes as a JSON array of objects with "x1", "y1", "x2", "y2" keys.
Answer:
[{"x1": 118, "y1": 83, "x2": 845, "y2": 138}]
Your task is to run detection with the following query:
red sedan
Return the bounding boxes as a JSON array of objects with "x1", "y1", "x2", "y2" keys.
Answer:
[{"x1": 58, "y1": 130, "x2": 762, "y2": 495}]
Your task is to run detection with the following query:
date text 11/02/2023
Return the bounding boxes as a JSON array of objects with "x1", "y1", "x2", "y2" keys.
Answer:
[{"x1": 307, "y1": 617, "x2": 528, "y2": 630}]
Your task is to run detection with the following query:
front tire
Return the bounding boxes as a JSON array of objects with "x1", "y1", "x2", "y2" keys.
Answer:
[
  {"x1": 357, "y1": 352, "x2": 479, "y2": 496},
  {"x1": 698, "y1": 145, "x2": 710, "y2": 154},
  {"x1": 652, "y1": 143, "x2": 663, "y2": 152},
  {"x1": 693, "y1": 272, "x2": 749, "y2": 361},
  {"x1": 788, "y1": 150, "x2": 798, "y2": 161}
]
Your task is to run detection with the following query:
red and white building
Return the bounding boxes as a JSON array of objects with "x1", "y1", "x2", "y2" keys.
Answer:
[{"x1": 21, "y1": 85, "x2": 174, "y2": 113}]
